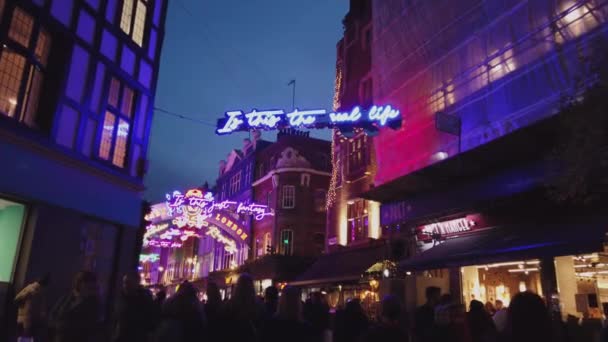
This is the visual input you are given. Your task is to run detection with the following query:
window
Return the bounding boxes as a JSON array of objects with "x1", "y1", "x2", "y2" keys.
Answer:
[
  {"x1": 347, "y1": 135, "x2": 368, "y2": 174},
  {"x1": 300, "y1": 173, "x2": 310, "y2": 187},
  {"x1": 120, "y1": 0, "x2": 147, "y2": 46},
  {"x1": 359, "y1": 77, "x2": 373, "y2": 107},
  {"x1": 230, "y1": 171, "x2": 241, "y2": 195},
  {"x1": 244, "y1": 163, "x2": 252, "y2": 186},
  {"x1": 314, "y1": 189, "x2": 326, "y2": 212},
  {"x1": 281, "y1": 185, "x2": 295, "y2": 209},
  {"x1": 348, "y1": 199, "x2": 368, "y2": 243},
  {"x1": 362, "y1": 25, "x2": 372, "y2": 50},
  {"x1": 0, "y1": 7, "x2": 54, "y2": 129},
  {"x1": 279, "y1": 229, "x2": 294, "y2": 256},
  {"x1": 98, "y1": 78, "x2": 136, "y2": 168},
  {"x1": 263, "y1": 232, "x2": 271, "y2": 255},
  {"x1": 0, "y1": 198, "x2": 26, "y2": 282}
]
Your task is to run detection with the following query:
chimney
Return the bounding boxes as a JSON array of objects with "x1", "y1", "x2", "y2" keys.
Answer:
[{"x1": 243, "y1": 138, "x2": 252, "y2": 154}]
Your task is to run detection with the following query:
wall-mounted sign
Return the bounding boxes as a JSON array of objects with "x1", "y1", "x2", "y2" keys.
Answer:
[
  {"x1": 416, "y1": 214, "x2": 485, "y2": 246},
  {"x1": 215, "y1": 105, "x2": 401, "y2": 135}
]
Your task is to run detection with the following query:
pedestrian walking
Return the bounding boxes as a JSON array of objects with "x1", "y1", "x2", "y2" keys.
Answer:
[
  {"x1": 48, "y1": 271, "x2": 100, "y2": 342},
  {"x1": 505, "y1": 291, "x2": 552, "y2": 342},
  {"x1": 155, "y1": 280, "x2": 206, "y2": 342},
  {"x1": 15, "y1": 273, "x2": 50, "y2": 342},
  {"x1": 111, "y1": 273, "x2": 155, "y2": 342},
  {"x1": 413, "y1": 286, "x2": 441, "y2": 342},
  {"x1": 205, "y1": 282, "x2": 223, "y2": 341},
  {"x1": 360, "y1": 295, "x2": 408, "y2": 342},
  {"x1": 492, "y1": 300, "x2": 508, "y2": 334},
  {"x1": 334, "y1": 298, "x2": 369, "y2": 342},
  {"x1": 467, "y1": 300, "x2": 497, "y2": 342},
  {"x1": 303, "y1": 291, "x2": 330, "y2": 341},
  {"x1": 261, "y1": 286, "x2": 316, "y2": 342},
  {"x1": 222, "y1": 274, "x2": 264, "y2": 342},
  {"x1": 263, "y1": 286, "x2": 279, "y2": 318}
]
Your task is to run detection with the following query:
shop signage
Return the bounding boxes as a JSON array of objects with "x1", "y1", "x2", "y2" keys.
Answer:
[
  {"x1": 206, "y1": 226, "x2": 238, "y2": 253},
  {"x1": 215, "y1": 105, "x2": 401, "y2": 135},
  {"x1": 416, "y1": 214, "x2": 483, "y2": 244}
]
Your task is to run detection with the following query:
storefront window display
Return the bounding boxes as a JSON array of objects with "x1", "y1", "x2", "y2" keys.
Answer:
[
  {"x1": 556, "y1": 250, "x2": 608, "y2": 319},
  {"x1": 461, "y1": 260, "x2": 542, "y2": 308}
]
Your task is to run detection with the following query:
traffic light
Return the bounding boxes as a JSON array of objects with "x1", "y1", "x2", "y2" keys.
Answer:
[{"x1": 266, "y1": 245, "x2": 275, "y2": 255}]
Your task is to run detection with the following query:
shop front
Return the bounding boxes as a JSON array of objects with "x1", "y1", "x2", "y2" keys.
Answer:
[{"x1": 396, "y1": 210, "x2": 608, "y2": 322}]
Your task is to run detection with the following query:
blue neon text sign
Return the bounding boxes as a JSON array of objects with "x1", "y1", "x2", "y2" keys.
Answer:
[{"x1": 215, "y1": 105, "x2": 401, "y2": 135}]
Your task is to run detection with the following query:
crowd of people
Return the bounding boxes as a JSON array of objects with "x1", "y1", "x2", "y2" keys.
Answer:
[{"x1": 11, "y1": 272, "x2": 608, "y2": 342}]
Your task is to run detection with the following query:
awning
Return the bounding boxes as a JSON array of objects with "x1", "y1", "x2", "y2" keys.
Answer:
[
  {"x1": 290, "y1": 243, "x2": 388, "y2": 286},
  {"x1": 237, "y1": 255, "x2": 316, "y2": 281},
  {"x1": 400, "y1": 220, "x2": 607, "y2": 271}
]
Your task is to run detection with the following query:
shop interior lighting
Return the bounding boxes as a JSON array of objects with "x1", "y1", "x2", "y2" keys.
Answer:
[{"x1": 507, "y1": 267, "x2": 539, "y2": 273}]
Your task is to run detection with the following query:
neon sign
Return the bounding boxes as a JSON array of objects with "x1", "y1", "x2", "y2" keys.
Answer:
[
  {"x1": 140, "y1": 253, "x2": 160, "y2": 263},
  {"x1": 206, "y1": 226, "x2": 238, "y2": 254},
  {"x1": 215, "y1": 105, "x2": 401, "y2": 135},
  {"x1": 166, "y1": 189, "x2": 274, "y2": 223},
  {"x1": 146, "y1": 239, "x2": 182, "y2": 248}
]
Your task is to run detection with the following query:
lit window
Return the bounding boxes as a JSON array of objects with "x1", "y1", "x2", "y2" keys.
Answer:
[
  {"x1": 281, "y1": 185, "x2": 295, "y2": 209},
  {"x1": 263, "y1": 232, "x2": 271, "y2": 255},
  {"x1": 279, "y1": 229, "x2": 294, "y2": 256},
  {"x1": 120, "y1": 0, "x2": 147, "y2": 46},
  {"x1": 0, "y1": 7, "x2": 53, "y2": 129},
  {"x1": 98, "y1": 78, "x2": 136, "y2": 168},
  {"x1": 230, "y1": 171, "x2": 241, "y2": 195},
  {"x1": 348, "y1": 199, "x2": 368, "y2": 243},
  {"x1": 99, "y1": 111, "x2": 115, "y2": 160},
  {"x1": 9, "y1": 8, "x2": 33, "y2": 47}
]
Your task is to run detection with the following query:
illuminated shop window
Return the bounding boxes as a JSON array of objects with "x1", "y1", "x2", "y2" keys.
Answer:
[
  {"x1": 281, "y1": 185, "x2": 295, "y2": 209},
  {"x1": 0, "y1": 7, "x2": 52, "y2": 129},
  {"x1": 348, "y1": 199, "x2": 368, "y2": 243},
  {"x1": 121, "y1": 0, "x2": 148, "y2": 46},
  {"x1": 98, "y1": 78, "x2": 135, "y2": 168}
]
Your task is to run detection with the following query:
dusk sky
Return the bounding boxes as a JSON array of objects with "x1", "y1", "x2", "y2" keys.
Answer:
[{"x1": 145, "y1": 0, "x2": 348, "y2": 202}]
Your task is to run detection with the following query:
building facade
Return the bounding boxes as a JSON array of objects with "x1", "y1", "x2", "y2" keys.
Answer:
[
  {"x1": 364, "y1": 0, "x2": 608, "y2": 320},
  {"x1": 0, "y1": 0, "x2": 167, "y2": 335},
  {"x1": 140, "y1": 131, "x2": 330, "y2": 296}
]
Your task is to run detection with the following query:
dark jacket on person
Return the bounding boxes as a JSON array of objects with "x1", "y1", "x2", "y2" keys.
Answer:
[
  {"x1": 261, "y1": 317, "x2": 318, "y2": 342},
  {"x1": 155, "y1": 294, "x2": 206, "y2": 342},
  {"x1": 334, "y1": 306, "x2": 369, "y2": 342},
  {"x1": 49, "y1": 294, "x2": 99, "y2": 342},
  {"x1": 360, "y1": 322, "x2": 409, "y2": 342},
  {"x1": 112, "y1": 287, "x2": 155, "y2": 342},
  {"x1": 221, "y1": 299, "x2": 265, "y2": 342},
  {"x1": 414, "y1": 303, "x2": 436, "y2": 342}
]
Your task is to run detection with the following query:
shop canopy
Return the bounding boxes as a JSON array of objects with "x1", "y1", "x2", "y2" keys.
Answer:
[
  {"x1": 290, "y1": 243, "x2": 388, "y2": 286},
  {"x1": 400, "y1": 220, "x2": 607, "y2": 271}
]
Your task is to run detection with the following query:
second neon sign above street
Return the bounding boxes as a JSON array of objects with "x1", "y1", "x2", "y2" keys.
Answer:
[{"x1": 215, "y1": 105, "x2": 401, "y2": 135}]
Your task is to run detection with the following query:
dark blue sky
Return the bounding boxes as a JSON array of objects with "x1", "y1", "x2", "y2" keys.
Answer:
[{"x1": 144, "y1": 0, "x2": 347, "y2": 202}]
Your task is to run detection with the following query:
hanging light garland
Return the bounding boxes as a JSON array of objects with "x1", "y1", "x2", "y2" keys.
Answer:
[{"x1": 327, "y1": 58, "x2": 344, "y2": 209}]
